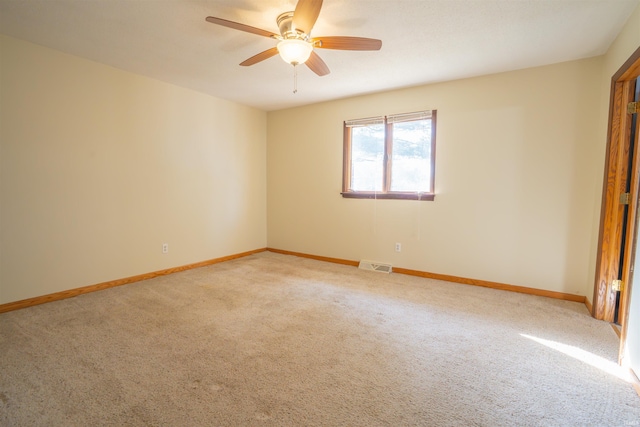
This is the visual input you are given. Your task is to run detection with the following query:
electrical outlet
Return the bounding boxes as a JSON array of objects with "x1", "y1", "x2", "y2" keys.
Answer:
[
  {"x1": 162, "y1": 243, "x2": 168, "y2": 254},
  {"x1": 395, "y1": 243, "x2": 401, "y2": 252}
]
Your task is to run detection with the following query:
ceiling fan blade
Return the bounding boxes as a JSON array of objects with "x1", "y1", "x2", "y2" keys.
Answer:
[
  {"x1": 305, "y1": 51, "x2": 330, "y2": 76},
  {"x1": 240, "y1": 47, "x2": 279, "y2": 66},
  {"x1": 206, "y1": 16, "x2": 278, "y2": 38},
  {"x1": 293, "y1": 0, "x2": 323, "y2": 34},
  {"x1": 312, "y1": 36, "x2": 382, "y2": 51}
]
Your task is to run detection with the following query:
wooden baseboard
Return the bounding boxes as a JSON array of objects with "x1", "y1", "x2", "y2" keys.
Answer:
[
  {"x1": 393, "y1": 267, "x2": 585, "y2": 303},
  {"x1": 266, "y1": 248, "x2": 586, "y2": 304},
  {"x1": 585, "y1": 298, "x2": 593, "y2": 315},
  {"x1": 0, "y1": 247, "x2": 587, "y2": 314},
  {"x1": 631, "y1": 369, "x2": 640, "y2": 398},
  {"x1": 0, "y1": 248, "x2": 267, "y2": 314},
  {"x1": 267, "y1": 248, "x2": 359, "y2": 267},
  {"x1": 611, "y1": 323, "x2": 622, "y2": 339}
]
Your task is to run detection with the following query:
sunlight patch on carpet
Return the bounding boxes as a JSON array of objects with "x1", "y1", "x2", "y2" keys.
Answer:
[{"x1": 521, "y1": 334, "x2": 632, "y2": 382}]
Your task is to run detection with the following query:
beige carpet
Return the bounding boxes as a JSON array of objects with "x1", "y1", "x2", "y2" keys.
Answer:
[{"x1": 1, "y1": 252, "x2": 639, "y2": 426}]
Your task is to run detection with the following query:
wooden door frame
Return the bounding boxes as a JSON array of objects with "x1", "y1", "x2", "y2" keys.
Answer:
[{"x1": 593, "y1": 46, "x2": 640, "y2": 344}]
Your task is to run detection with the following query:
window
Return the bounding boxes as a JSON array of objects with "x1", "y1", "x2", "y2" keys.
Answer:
[{"x1": 342, "y1": 110, "x2": 436, "y2": 201}]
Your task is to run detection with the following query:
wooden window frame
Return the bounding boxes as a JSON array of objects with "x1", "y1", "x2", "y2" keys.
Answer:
[{"x1": 341, "y1": 111, "x2": 437, "y2": 201}]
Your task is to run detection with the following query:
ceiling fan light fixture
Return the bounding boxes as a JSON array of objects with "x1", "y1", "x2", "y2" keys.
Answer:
[{"x1": 277, "y1": 38, "x2": 313, "y2": 65}]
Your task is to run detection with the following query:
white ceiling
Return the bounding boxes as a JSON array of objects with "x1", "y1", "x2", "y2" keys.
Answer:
[{"x1": 0, "y1": 0, "x2": 638, "y2": 111}]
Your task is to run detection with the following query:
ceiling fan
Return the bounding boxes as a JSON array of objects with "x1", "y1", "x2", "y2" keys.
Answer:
[{"x1": 205, "y1": 0, "x2": 382, "y2": 77}]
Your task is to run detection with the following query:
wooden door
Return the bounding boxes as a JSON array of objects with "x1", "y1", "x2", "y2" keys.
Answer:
[
  {"x1": 594, "y1": 47, "x2": 640, "y2": 325},
  {"x1": 594, "y1": 47, "x2": 640, "y2": 382}
]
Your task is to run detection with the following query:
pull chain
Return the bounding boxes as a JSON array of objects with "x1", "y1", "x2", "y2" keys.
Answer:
[{"x1": 293, "y1": 64, "x2": 298, "y2": 94}]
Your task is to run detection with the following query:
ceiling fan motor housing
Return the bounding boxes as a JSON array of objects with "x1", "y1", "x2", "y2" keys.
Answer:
[{"x1": 277, "y1": 11, "x2": 309, "y2": 41}]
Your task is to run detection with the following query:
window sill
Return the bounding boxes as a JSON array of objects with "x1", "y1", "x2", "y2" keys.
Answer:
[{"x1": 341, "y1": 192, "x2": 435, "y2": 201}]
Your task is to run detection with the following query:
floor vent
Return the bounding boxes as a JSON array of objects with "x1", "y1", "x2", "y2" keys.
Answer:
[{"x1": 358, "y1": 260, "x2": 393, "y2": 274}]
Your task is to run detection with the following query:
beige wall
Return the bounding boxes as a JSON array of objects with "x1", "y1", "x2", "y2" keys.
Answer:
[
  {"x1": 267, "y1": 57, "x2": 603, "y2": 295},
  {"x1": 0, "y1": 35, "x2": 267, "y2": 304}
]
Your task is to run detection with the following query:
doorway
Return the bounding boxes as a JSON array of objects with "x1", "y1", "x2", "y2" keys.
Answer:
[{"x1": 593, "y1": 46, "x2": 640, "y2": 367}]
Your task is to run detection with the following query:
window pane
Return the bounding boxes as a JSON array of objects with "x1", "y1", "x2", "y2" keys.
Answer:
[
  {"x1": 351, "y1": 124, "x2": 385, "y2": 191},
  {"x1": 390, "y1": 119, "x2": 431, "y2": 192}
]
